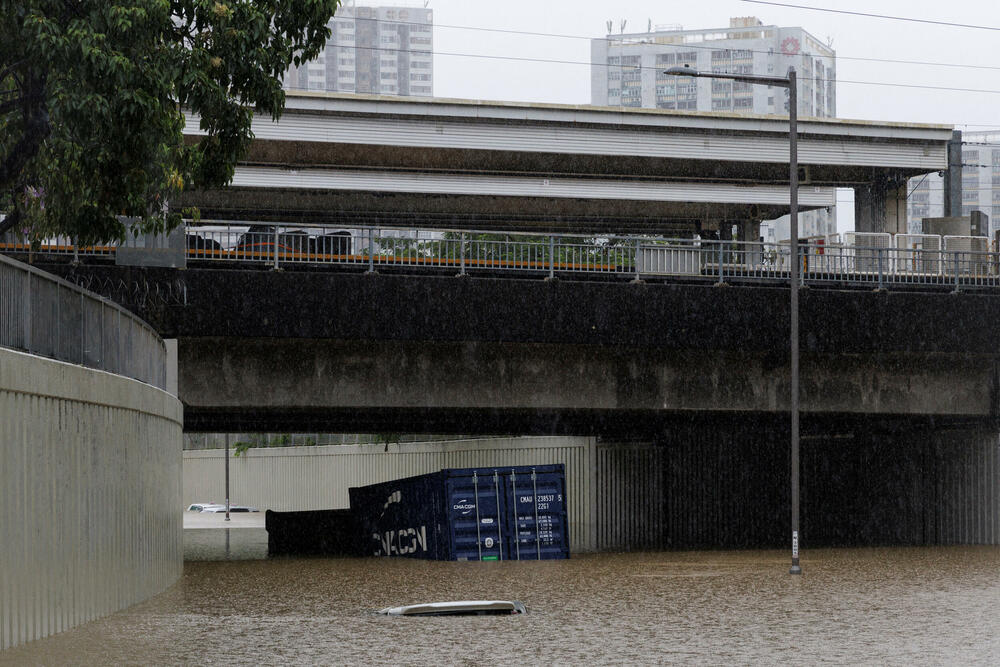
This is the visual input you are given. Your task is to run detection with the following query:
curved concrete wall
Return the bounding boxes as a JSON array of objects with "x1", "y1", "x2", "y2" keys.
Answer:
[{"x1": 0, "y1": 348, "x2": 183, "y2": 651}]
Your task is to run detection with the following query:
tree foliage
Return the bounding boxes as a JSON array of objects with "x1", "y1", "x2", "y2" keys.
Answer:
[{"x1": 0, "y1": 0, "x2": 339, "y2": 243}]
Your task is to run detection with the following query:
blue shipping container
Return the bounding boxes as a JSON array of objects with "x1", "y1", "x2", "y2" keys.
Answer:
[{"x1": 348, "y1": 465, "x2": 569, "y2": 561}]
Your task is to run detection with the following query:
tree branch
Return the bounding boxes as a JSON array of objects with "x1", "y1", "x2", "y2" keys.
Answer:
[
  {"x1": 0, "y1": 207, "x2": 22, "y2": 237},
  {"x1": 0, "y1": 58, "x2": 28, "y2": 84},
  {"x1": 0, "y1": 70, "x2": 49, "y2": 188},
  {"x1": 0, "y1": 96, "x2": 27, "y2": 116}
]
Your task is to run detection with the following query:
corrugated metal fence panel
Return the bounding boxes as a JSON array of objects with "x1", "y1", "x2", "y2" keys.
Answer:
[
  {"x1": 183, "y1": 436, "x2": 596, "y2": 553},
  {"x1": 0, "y1": 259, "x2": 27, "y2": 350},
  {"x1": 597, "y1": 432, "x2": 788, "y2": 552},
  {"x1": 0, "y1": 349, "x2": 183, "y2": 652},
  {"x1": 934, "y1": 430, "x2": 1000, "y2": 545},
  {"x1": 597, "y1": 427, "x2": 1000, "y2": 552},
  {"x1": 596, "y1": 443, "x2": 665, "y2": 551}
]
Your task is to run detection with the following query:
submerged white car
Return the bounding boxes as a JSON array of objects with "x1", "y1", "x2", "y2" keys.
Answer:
[
  {"x1": 186, "y1": 503, "x2": 225, "y2": 512},
  {"x1": 199, "y1": 504, "x2": 259, "y2": 513}
]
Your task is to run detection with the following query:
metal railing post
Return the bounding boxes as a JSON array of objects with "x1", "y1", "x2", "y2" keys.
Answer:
[
  {"x1": 634, "y1": 237, "x2": 642, "y2": 281},
  {"x1": 368, "y1": 228, "x2": 375, "y2": 273},
  {"x1": 459, "y1": 232, "x2": 466, "y2": 276},
  {"x1": 954, "y1": 251, "x2": 961, "y2": 292},
  {"x1": 24, "y1": 270, "x2": 32, "y2": 352},
  {"x1": 877, "y1": 248, "x2": 884, "y2": 290},
  {"x1": 55, "y1": 282, "x2": 60, "y2": 359},
  {"x1": 549, "y1": 235, "x2": 555, "y2": 280},
  {"x1": 80, "y1": 292, "x2": 85, "y2": 365},
  {"x1": 272, "y1": 227, "x2": 280, "y2": 270},
  {"x1": 717, "y1": 241, "x2": 724, "y2": 284}
]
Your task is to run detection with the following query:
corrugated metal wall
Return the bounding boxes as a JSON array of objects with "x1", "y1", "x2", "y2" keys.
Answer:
[
  {"x1": 183, "y1": 437, "x2": 597, "y2": 552},
  {"x1": 184, "y1": 426, "x2": 998, "y2": 556},
  {"x1": 1, "y1": 348, "x2": 183, "y2": 651},
  {"x1": 597, "y1": 425, "x2": 1000, "y2": 551},
  {"x1": 934, "y1": 429, "x2": 1000, "y2": 545}
]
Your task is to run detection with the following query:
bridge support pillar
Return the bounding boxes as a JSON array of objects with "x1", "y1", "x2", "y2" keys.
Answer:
[
  {"x1": 855, "y1": 176, "x2": 908, "y2": 234},
  {"x1": 738, "y1": 220, "x2": 762, "y2": 243}
]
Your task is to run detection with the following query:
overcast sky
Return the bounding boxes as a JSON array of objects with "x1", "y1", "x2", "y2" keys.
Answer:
[{"x1": 416, "y1": 0, "x2": 1000, "y2": 130}]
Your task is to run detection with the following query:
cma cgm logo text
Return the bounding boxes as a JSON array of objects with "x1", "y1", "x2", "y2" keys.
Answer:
[
  {"x1": 374, "y1": 526, "x2": 428, "y2": 556},
  {"x1": 453, "y1": 500, "x2": 475, "y2": 515}
]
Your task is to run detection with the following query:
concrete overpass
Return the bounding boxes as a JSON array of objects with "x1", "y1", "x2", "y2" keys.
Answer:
[
  {"x1": 37, "y1": 262, "x2": 1000, "y2": 435},
  {"x1": 177, "y1": 93, "x2": 953, "y2": 236},
  {"x1": 26, "y1": 259, "x2": 1000, "y2": 550}
]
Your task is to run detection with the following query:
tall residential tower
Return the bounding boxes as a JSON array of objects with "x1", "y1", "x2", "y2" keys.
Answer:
[
  {"x1": 285, "y1": 3, "x2": 433, "y2": 97},
  {"x1": 591, "y1": 17, "x2": 838, "y2": 239},
  {"x1": 591, "y1": 17, "x2": 835, "y2": 117}
]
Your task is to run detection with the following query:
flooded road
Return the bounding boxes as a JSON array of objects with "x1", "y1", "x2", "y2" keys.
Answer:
[{"x1": 3, "y1": 541, "x2": 999, "y2": 665}]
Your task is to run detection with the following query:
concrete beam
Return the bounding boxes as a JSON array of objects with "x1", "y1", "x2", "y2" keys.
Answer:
[{"x1": 178, "y1": 337, "x2": 998, "y2": 433}]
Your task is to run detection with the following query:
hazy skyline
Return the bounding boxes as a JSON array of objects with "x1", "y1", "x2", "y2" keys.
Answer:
[{"x1": 416, "y1": 0, "x2": 1000, "y2": 130}]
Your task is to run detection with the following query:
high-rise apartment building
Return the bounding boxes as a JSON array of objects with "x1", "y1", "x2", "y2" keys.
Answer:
[
  {"x1": 285, "y1": 3, "x2": 433, "y2": 97},
  {"x1": 591, "y1": 17, "x2": 835, "y2": 117},
  {"x1": 591, "y1": 17, "x2": 837, "y2": 239},
  {"x1": 907, "y1": 131, "x2": 1000, "y2": 235}
]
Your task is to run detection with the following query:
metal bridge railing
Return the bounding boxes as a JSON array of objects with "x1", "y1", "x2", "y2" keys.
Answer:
[
  {"x1": 5, "y1": 222, "x2": 1000, "y2": 291},
  {"x1": 0, "y1": 254, "x2": 166, "y2": 389}
]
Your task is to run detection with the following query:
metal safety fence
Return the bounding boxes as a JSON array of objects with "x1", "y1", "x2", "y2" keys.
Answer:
[
  {"x1": 0, "y1": 253, "x2": 166, "y2": 389},
  {"x1": 5, "y1": 222, "x2": 1000, "y2": 291}
]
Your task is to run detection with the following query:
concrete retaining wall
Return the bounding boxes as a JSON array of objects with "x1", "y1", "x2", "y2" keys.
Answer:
[
  {"x1": 0, "y1": 348, "x2": 183, "y2": 651},
  {"x1": 183, "y1": 437, "x2": 598, "y2": 553}
]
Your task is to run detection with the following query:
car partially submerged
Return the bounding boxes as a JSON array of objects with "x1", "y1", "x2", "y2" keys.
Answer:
[
  {"x1": 186, "y1": 503, "x2": 225, "y2": 512},
  {"x1": 377, "y1": 600, "x2": 527, "y2": 616},
  {"x1": 187, "y1": 503, "x2": 259, "y2": 513},
  {"x1": 200, "y1": 504, "x2": 259, "y2": 513}
]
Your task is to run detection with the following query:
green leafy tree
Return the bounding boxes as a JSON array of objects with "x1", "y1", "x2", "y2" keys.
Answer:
[{"x1": 0, "y1": 0, "x2": 339, "y2": 243}]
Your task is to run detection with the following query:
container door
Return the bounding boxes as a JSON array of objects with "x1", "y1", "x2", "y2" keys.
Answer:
[
  {"x1": 446, "y1": 471, "x2": 507, "y2": 561},
  {"x1": 506, "y1": 467, "x2": 569, "y2": 560}
]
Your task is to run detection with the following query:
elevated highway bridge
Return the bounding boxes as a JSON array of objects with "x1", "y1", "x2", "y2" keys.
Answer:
[
  {"x1": 178, "y1": 93, "x2": 953, "y2": 237},
  {"x1": 26, "y1": 253, "x2": 1000, "y2": 436}
]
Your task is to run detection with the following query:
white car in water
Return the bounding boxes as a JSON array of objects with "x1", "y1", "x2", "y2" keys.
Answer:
[
  {"x1": 199, "y1": 504, "x2": 259, "y2": 513},
  {"x1": 186, "y1": 503, "x2": 225, "y2": 512}
]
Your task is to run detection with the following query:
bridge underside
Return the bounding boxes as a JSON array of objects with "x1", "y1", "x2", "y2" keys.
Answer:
[
  {"x1": 179, "y1": 186, "x2": 813, "y2": 235},
  {"x1": 178, "y1": 337, "x2": 997, "y2": 434}
]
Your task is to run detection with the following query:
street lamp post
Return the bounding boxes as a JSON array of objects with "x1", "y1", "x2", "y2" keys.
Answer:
[{"x1": 664, "y1": 64, "x2": 801, "y2": 575}]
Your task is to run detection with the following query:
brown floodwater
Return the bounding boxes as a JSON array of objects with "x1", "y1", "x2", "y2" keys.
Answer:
[{"x1": 3, "y1": 530, "x2": 999, "y2": 665}]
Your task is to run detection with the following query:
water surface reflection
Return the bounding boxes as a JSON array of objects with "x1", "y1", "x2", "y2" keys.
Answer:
[{"x1": 3, "y1": 547, "x2": 999, "y2": 664}]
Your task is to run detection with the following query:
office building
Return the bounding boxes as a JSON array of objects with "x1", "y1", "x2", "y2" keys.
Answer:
[{"x1": 285, "y1": 3, "x2": 433, "y2": 97}]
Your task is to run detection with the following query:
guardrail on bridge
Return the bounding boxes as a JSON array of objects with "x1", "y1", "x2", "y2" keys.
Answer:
[
  {"x1": 4, "y1": 223, "x2": 1000, "y2": 291},
  {"x1": 0, "y1": 253, "x2": 166, "y2": 389}
]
